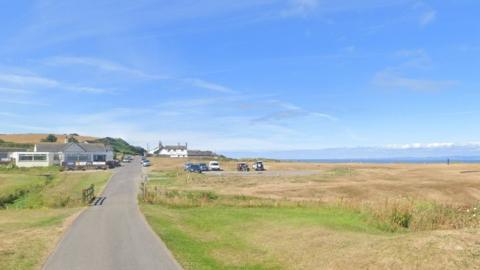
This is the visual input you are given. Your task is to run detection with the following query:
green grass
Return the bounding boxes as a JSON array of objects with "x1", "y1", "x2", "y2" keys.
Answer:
[
  {"x1": 0, "y1": 167, "x2": 112, "y2": 269},
  {"x1": 11, "y1": 171, "x2": 112, "y2": 208},
  {"x1": 0, "y1": 167, "x2": 59, "y2": 207},
  {"x1": 142, "y1": 203, "x2": 389, "y2": 270}
]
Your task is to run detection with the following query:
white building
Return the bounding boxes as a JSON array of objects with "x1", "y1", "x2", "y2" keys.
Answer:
[
  {"x1": 149, "y1": 141, "x2": 188, "y2": 158},
  {"x1": 12, "y1": 142, "x2": 114, "y2": 167}
]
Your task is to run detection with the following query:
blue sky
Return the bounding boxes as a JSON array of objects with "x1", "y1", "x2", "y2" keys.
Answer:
[{"x1": 0, "y1": 0, "x2": 479, "y2": 154}]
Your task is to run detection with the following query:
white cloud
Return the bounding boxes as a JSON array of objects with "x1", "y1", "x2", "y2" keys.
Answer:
[{"x1": 385, "y1": 142, "x2": 455, "y2": 149}]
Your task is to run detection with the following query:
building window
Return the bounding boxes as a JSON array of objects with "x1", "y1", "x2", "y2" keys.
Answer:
[
  {"x1": 19, "y1": 154, "x2": 33, "y2": 161},
  {"x1": 93, "y1": 155, "x2": 106, "y2": 162},
  {"x1": 19, "y1": 154, "x2": 47, "y2": 162},
  {"x1": 33, "y1": 154, "x2": 47, "y2": 161},
  {"x1": 65, "y1": 153, "x2": 90, "y2": 162}
]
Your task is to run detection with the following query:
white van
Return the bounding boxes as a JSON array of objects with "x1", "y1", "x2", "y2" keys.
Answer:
[{"x1": 208, "y1": 161, "x2": 221, "y2": 171}]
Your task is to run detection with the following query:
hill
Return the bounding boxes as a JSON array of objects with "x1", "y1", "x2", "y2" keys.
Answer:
[
  {"x1": 0, "y1": 134, "x2": 145, "y2": 155},
  {"x1": 0, "y1": 134, "x2": 98, "y2": 144},
  {"x1": 88, "y1": 137, "x2": 145, "y2": 155}
]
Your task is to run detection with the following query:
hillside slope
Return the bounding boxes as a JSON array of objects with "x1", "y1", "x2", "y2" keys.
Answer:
[{"x1": 0, "y1": 134, "x2": 97, "y2": 144}]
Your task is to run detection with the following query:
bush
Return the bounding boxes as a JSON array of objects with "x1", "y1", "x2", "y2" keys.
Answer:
[{"x1": 41, "y1": 134, "x2": 58, "y2": 142}]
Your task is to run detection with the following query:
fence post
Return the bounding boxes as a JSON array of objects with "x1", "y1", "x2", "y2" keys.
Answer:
[{"x1": 82, "y1": 184, "x2": 95, "y2": 203}]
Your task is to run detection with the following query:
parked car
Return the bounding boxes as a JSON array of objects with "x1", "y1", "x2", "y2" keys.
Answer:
[
  {"x1": 252, "y1": 161, "x2": 265, "y2": 171},
  {"x1": 208, "y1": 161, "x2": 221, "y2": 171},
  {"x1": 184, "y1": 162, "x2": 193, "y2": 171},
  {"x1": 122, "y1": 158, "x2": 131, "y2": 163},
  {"x1": 142, "y1": 160, "x2": 151, "y2": 167},
  {"x1": 199, "y1": 163, "x2": 209, "y2": 172},
  {"x1": 237, "y1": 162, "x2": 250, "y2": 172},
  {"x1": 106, "y1": 160, "x2": 118, "y2": 169},
  {"x1": 187, "y1": 164, "x2": 202, "y2": 173},
  {"x1": 63, "y1": 161, "x2": 76, "y2": 171}
]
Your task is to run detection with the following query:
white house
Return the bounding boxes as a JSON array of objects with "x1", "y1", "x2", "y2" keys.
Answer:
[
  {"x1": 12, "y1": 142, "x2": 114, "y2": 167},
  {"x1": 149, "y1": 141, "x2": 188, "y2": 158},
  {"x1": 0, "y1": 147, "x2": 28, "y2": 163},
  {"x1": 10, "y1": 152, "x2": 56, "y2": 168}
]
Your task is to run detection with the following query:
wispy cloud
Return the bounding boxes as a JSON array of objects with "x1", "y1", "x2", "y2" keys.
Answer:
[
  {"x1": 282, "y1": 0, "x2": 319, "y2": 17},
  {"x1": 373, "y1": 48, "x2": 455, "y2": 92},
  {"x1": 253, "y1": 100, "x2": 337, "y2": 123},
  {"x1": 0, "y1": 73, "x2": 58, "y2": 88},
  {"x1": 45, "y1": 56, "x2": 167, "y2": 80},
  {"x1": 183, "y1": 78, "x2": 237, "y2": 94},
  {"x1": 413, "y1": 2, "x2": 437, "y2": 27},
  {"x1": 45, "y1": 56, "x2": 237, "y2": 94},
  {"x1": 0, "y1": 98, "x2": 48, "y2": 106},
  {"x1": 0, "y1": 87, "x2": 32, "y2": 94},
  {"x1": 419, "y1": 9, "x2": 436, "y2": 26},
  {"x1": 372, "y1": 70, "x2": 456, "y2": 92},
  {"x1": 0, "y1": 72, "x2": 111, "y2": 94}
]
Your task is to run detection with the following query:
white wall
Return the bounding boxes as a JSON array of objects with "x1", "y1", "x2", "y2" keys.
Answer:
[
  {"x1": 12, "y1": 152, "x2": 54, "y2": 167},
  {"x1": 159, "y1": 149, "x2": 188, "y2": 158}
]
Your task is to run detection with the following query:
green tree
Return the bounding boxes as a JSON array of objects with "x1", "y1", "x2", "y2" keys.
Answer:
[
  {"x1": 41, "y1": 134, "x2": 58, "y2": 142},
  {"x1": 68, "y1": 137, "x2": 78, "y2": 143}
]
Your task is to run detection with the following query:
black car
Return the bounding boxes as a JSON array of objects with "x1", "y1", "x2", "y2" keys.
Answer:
[
  {"x1": 63, "y1": 161, "x2": 76, "y2": 171},
  {"x1": 187, "y1": 164, "x2": 202, "y2": 173},
  {"x1": 199, "y1": 163, "x2": 209, "y2": 172}
]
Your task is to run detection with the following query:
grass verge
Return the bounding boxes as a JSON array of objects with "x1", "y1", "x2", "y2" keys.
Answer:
[{"x1": 0, "y1": 167, "x2": 112, "y2": 270}]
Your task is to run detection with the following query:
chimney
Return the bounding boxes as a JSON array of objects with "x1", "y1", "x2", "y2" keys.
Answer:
[
  {"x1": 185, "y1": 142, "x2": 188, "y2": 149},
  {"x1": 64, "y1": 134, "x2": 68, "y2": 144}
]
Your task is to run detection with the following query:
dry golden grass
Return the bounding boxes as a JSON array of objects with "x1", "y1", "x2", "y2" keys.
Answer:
[
  {"x1": 149, "y1": 157, "x2": 480, "y2": 205},
  {"x1": 143, "y1": 157, "x2": 480, "y2": 270},
  {"x1": 0, "y1": 133, "x2": 98, "y2": 144},
  {"x1": 250, "y1": 224, "x2": 480, "y2": 270},
  {"x1": 0, "y1": 208, "x2": 80, "y2": 270}
]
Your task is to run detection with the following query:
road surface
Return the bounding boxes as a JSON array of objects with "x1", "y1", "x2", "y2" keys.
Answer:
[{"x1": 43, "y1": 158, "x2": 182, "y2": 270}]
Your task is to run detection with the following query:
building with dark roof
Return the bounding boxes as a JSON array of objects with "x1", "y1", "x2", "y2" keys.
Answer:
[
  {"x1": 11, "y1": 142, "x2": 113, "y2": 167},
  {"x1": 149, "y1": 141, "x2": 188, "y2": 158},
  {"x1": 187, "y1": 150, "x2": 216, "y2": 158}
]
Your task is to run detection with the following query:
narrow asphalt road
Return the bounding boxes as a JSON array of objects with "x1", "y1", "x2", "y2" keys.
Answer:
[{"x1": 43, "y1": 157, "x2": 182, "y2": 270}]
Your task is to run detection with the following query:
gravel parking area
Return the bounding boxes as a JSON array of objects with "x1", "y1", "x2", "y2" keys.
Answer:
[{"x1": 203, "y1": 170, "x2": 322, "y2": 177}]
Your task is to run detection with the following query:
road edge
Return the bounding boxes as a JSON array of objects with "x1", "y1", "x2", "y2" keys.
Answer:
[{"x1": 40, "y1": 172, "x2": 116, "y2": 270}]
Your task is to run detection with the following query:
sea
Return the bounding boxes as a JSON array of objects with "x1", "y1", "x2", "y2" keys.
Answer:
[{"x1": 284, "y1": 157, "x2": 480, "y2": 164}]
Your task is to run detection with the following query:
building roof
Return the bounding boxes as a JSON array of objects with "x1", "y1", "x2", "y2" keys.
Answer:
[
  {"x1": 187, "y1": 150, "x2": 215, "y2": 157},
  {"x1": 36, "y1": 142, "x2": 112, "y2": 153},
  {"x1": 162, "y1": 145, "x2": 187, "y2": 151},
  {"x1": 0, "y1": 147, "x2": 29, "y2": 152},
  {"x1": 35, "y1": 143, "x2": 65, "y2": 152}
]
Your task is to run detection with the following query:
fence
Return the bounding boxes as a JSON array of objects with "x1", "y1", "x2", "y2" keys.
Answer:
[{"x1": 82, "y1": 184, "x2": 95, "y2": 203}]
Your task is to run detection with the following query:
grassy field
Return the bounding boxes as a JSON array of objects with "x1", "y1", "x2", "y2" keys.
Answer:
[
  {"x1": 0, "y1": 166, "x2": 111, "y2": 270},
  {"x1": 0, "y1": 133, "x2": 97, "y2": 144},
  {"x1": 141, "y1": 158, "x2": 480, "y2": 270}
]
